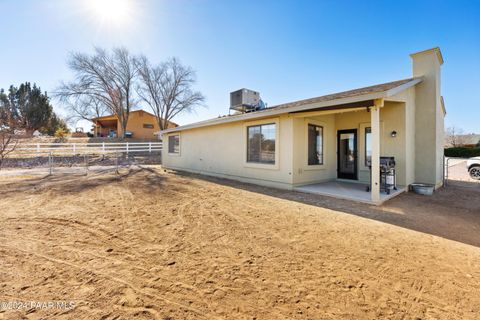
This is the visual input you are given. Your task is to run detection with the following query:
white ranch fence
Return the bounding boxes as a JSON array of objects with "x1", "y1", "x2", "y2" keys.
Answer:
[
  {"x1": 2, "y1": 142, "x2": 163, "y2": 176},
  {"x1": 13, "y1": 142, "x2": 162, "y2": 156}
]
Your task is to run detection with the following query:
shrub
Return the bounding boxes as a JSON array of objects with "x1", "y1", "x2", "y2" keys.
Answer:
[
  {"x1": 40, "y1": 113, "x2": 69, "y2": 136},
  {"x1": 54, "y1": 128, "x2": 68, "y2": 142},
  {"x1": 444, "y1": 147, "x2": 480, "y2": 158}
]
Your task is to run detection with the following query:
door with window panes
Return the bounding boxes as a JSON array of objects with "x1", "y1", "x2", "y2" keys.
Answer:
[{"x1": 337, "y1": 129, "x2": 358, "y2": 180}]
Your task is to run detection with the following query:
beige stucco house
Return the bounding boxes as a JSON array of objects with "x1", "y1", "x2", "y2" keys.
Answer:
[{"x1": 161, "y1": 48, "x2": 446, "y2": 204}]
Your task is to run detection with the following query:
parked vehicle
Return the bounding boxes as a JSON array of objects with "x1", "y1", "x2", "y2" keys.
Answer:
[{"x1": 467, "y1": 157, "x2": 480, "y2": 180}]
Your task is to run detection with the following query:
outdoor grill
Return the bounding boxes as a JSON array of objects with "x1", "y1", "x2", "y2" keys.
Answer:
[
  {"x1": 380, "y1": 156, "x2": 395, "y2": 171},
  {"x1": 366, "y1": 156, "x2": 397, "y2": 194}
]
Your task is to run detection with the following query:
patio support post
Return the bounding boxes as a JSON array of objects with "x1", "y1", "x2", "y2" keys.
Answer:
[{"x1": 370, "y1": 99, "x2": 383, "y2": 203}]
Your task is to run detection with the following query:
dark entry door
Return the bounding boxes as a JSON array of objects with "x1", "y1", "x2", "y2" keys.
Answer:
[{"x1": 337, "y1": 129, "x2": 358, "y2": 180}]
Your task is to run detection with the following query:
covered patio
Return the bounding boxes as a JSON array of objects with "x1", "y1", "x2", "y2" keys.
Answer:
[
  {"x1": 289, "y1": 95, "x2": 412, "y2": 205},
  {"x1": 92, "y1": 115, "x2": 118, "y2": 138},
  {"x1": 294, "y1": 181, "x2": 406, "y2": 205}
]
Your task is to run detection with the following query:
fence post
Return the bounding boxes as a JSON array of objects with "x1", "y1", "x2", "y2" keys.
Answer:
[
  {"x1": 73, "y1": 143, "x2": 76, "y2": 155},
  {"x1": 445, "y1": 157, "x2": 449, "y2": 187},
  {"x1": 48, "y1": 151, "x2": 53, "y2": 175},
  {"x1": 102, "y1": 142, "x2": 105, "y2": 154},
  {"x1": 84, "y1": 153, "x2": 88, "y2": 175},
  {"x1": 126, "y1": 142, "x2": 129, "y2": 155},
  {"x1": 149, "y1": 142, "x2": 152, "y2": 153},
  {"x1": 37, "y1": 143, "x2": 40, "y2": 157},
  {"x1": 115, "y1": 151, "x2": 119, "y2": 174}
]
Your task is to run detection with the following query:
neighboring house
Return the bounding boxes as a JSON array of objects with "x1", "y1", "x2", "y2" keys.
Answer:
[
  {"x1": 161, "y1": 48, "x2": 446, "y2": 204},
  {"x1": 92, "y1": 109, "x2": 177, "y2": 139}
]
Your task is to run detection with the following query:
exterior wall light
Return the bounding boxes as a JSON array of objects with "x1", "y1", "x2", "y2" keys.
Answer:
[{"x1": 391, "y1": 131, "x2": 397, "y2": 138}]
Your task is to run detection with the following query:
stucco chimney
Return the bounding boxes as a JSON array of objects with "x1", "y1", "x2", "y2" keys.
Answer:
[{"x1": 410, "y1": 47, "x2": 445, "y2": 187}]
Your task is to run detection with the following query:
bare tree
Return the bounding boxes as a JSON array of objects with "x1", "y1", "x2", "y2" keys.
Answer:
[
  {"x1": 0, "y1": 131, "x2": 18, "y2": 168},
  {"x1": 64, "y1": 96, "x2": 108, "y2": 124},
  {"x1": 136, "y1": 56, "x2": 205, "y2": 131},
  {"x1": 0, "y1": 90, "x2": 18, "y2": 169},
  {"x1": 445, "y1": 126, "x2": 468, "y2": 147},
  {"x1": 56, "y1": 47, "x2": 138, "y2": 138}
]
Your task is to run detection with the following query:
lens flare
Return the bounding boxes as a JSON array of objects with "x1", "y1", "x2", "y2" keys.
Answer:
[{"x1": 87, "y1": 0, "x2": 132, "y2": 26}]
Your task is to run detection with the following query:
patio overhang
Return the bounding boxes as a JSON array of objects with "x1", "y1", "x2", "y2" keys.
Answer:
[
  {"x1": 93, "y1": 119, "x2": 118, "y2": 137},
  {"x1": 289, "y1": 99, "x2": 375, "y2": 117},
  {"x1": 95, "y1": 119, "x2": 117, "y2": 128}
]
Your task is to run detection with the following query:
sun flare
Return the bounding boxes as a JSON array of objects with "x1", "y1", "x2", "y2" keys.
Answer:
[{"x1": 87, "y1": 0, "x2": 132, "y2": 25}]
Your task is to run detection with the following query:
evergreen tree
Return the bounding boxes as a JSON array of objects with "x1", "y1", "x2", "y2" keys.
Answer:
[
  {"x1": 15, "y1": 82, "x2": 53, "y2": 134},
  {"x1": 1, "y1": 83, "x2": 68, "y2": 136}
]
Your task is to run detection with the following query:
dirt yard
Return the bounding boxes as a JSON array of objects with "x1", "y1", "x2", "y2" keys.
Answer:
[{"x1": 0, "y1": 167, "x2": 479, "y2": 319}]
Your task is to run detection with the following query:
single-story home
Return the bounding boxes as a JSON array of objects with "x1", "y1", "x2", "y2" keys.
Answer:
[
  {"x1": 92, "y1": 109, "x2": 177, "y2": 139},
  {"x1": 161, "y1": 48, "x2": 446, "y2": 204}
]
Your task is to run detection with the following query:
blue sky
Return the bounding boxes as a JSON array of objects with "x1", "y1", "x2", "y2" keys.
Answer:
[{"x1": 1, "y1": 0, "x2": 479, "y2": 133}]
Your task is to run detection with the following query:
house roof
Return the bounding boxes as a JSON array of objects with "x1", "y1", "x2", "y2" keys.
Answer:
[
  {"x1": 161, "y1": 77, "x2": 423, "y2": 134},
  {"x1": 92, "y1": 109, "x2": 178, "y2": 127}
]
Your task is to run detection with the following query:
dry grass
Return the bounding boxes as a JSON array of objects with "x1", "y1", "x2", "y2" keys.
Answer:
[{"x1": 0, "y1": 167, "x2": 479, "y2": 319}]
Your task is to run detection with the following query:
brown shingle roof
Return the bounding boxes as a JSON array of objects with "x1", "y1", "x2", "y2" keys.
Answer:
[
  {"x1": 161, "y1": 77, "x2": 422, "y2": 133},
  {"x1": 267, "y1": 78, "x2": 416, "y2": 111}
]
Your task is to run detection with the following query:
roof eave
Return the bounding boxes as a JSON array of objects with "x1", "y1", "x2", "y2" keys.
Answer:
[
  {"x1": 161, "y1": 92, "x2": 384, "y2": 134},
  {"x1": 384, "y1": 77, "x2": 423, "y2": 97},
  {"x1": 161, "y1": 78, "x2": 423, "y2": 134}
]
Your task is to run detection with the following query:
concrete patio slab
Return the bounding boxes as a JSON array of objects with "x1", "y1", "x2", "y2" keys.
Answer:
[{"x1": 294, "y1": 181, "x2": 405, "y2": 205}]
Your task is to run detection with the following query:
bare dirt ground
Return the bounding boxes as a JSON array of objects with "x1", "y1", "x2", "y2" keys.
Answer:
[{"x1": 0, "y1": 166, "x2": 479, "y2": 319}]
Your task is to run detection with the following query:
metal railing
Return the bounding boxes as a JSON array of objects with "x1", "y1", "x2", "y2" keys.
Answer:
[{"x1": 444, "y1": 156, "x2": 479, "y2": 188}]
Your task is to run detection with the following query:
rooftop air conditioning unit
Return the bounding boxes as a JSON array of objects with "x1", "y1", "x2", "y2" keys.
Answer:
[{"x1": 230, "y1": 89, "x2": 263, "y2": 113}]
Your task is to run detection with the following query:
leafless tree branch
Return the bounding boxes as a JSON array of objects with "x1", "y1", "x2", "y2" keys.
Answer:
[
  {"x1": 136, "y1": 57, "x2": 205, "y2": 132},
  {"x1": 446, "y1": 126, "x2": 468, "y2": 147},
  {"x1": 55, "y1": 47, "x2": 139, "y2": 138}
]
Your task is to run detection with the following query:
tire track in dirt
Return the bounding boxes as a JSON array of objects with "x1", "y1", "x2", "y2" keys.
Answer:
[
  {"x1": 147, "y1": 187, "x2": 253, "y2": 314},
  {"x1": 1, "y1": 173, "x2": 222, "y2": 316},
  {"x1": 0, "y1": 242, "x2": 218, "y2": 320},
  {"x1": 0, "y1": 233, "x2": 217, "y2": 312},
  {"x1": 4, "y1": 217, "x2": 128, "y2": 251},
  {"x1": 3, "y1": 168, "x2": 480, "y2": 319},
  {"x1": 180, "y1": 187, "x2": 296, "y2": 319},
  {"x1": 0, "y1": 233, "x2": 148, "y2": 272}
]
